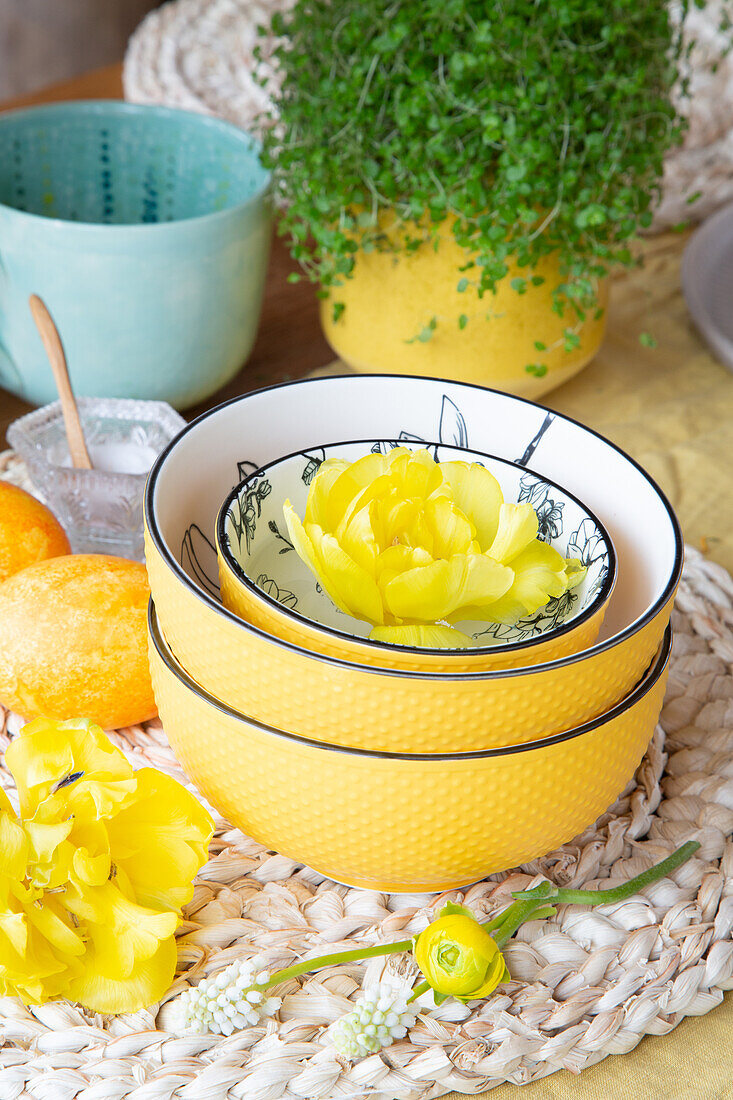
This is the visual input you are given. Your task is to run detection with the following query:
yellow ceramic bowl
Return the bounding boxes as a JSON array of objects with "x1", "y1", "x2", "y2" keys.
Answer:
[
  {"x1": 144, "y1": 376, "x2": 682, "y2": 753},
  {"x1": 149, "y1": 601, "x2": 671, "y2": 893},
  {"x1": 147, "y1": 526, "x2": 673, "y2": 752},
  {"x1": 215, "y1": 438, "x2": 616, "y2": 673}
]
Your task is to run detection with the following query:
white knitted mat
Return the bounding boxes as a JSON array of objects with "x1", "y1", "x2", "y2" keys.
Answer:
[
  {"x1": 1, "y1": 446, "x2": 733, "y2": 1096},
  {"x1": 123, "y1": 0, "x2": 733, "y2": 231}
]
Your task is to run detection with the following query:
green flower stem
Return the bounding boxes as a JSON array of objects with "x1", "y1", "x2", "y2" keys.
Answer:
[
  {"x1": 250, "y1": 842, "x2": 700, "y2": 1003},
  {"x1": 511, "y1": 840, "x2": 701, "y2": 907},
  {"x1": 408, "y1": 979, "x2": 431, "y2": 1002},
  {"x1": 491, "y1": 900, "x2": 557, "y2": 948},
  {"x1": 257, "y1": 938, "x2": 413, "y2": 992}
]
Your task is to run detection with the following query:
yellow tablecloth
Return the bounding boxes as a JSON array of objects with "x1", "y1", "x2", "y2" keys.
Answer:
[
  {"x1": 545, "y1": 232, "x2": 733, "y2": 576},
  {"x1": 451, "y1": 235, "x2": 733, "y2": 1098},
  {"x1": 329, "y1": 232, "x2": 733, "y2": 1099}
]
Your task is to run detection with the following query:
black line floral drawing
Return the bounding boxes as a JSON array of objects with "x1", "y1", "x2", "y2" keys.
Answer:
[
  {"x1": 567, "y1": 518, "x2": 607, "y2": 567},
  {"x1": 181, "y1": 524, "x2": 220, "y2": 598},
  {"x1": 256, "y1": 574, "x2": 298, "y2": 609},
  {"x1": 515, "y1": 411, "x2": 556, "y2": 467},
  {"x1": 301, "y1": 448, "x2": 326, "y2": 485},
  {"x1": 437, "y1": 394, "x2": 468, "y2": 448},
  {"x1": 268, "y1": 519, "x2": 294, "y2": 554},
  {"x1": 229, "y1": 477, "x2": 272, "y2": 553},
  {"x1": 518, "y1": 473, "x2": 564, "y2": 542},
  {"x1": 236, "y1": 459, "x2": 261, "y2": 483},
  {"x1": 472, "y1": 589, "x2": 579, "y2": 643},
  {"x1": 565, "y1": 517, "x2": 610, "y2": 603},
  {"x1": 378, "y1": 392, "x2": 557, "y2": 472},
  {"x1": 371, "y1": 394, "x2": 469, "y2": 460}
]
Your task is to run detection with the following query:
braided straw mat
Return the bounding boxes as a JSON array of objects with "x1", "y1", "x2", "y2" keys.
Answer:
[{"x1": 1, "y1": 453, "x2": 733, "y2": 1097}]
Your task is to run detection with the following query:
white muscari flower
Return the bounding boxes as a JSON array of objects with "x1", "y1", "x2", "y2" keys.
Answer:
[
  {"x1": 166, "y1": 956, "x2": 282, "y2": 1036},
  {"x1": 331, "y1": 982, "x2": 417, "y2": 1059}
]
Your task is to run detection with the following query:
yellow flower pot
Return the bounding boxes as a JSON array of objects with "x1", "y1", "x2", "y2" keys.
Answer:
[{"x1": 320, "y1": 234, "x2": 608, "y2": 398}]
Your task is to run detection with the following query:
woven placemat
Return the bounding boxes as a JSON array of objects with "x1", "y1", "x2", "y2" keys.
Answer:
[{"x1": 0, "y1": 451, "x2": 732, "y2": 1097}]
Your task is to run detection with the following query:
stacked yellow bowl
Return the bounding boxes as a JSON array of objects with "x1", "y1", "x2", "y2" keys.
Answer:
[
  {"x1": 145, "y1": 376, "x2": 682, "y2": 892},
  {"x1": 215, "y1": 438, "x2": 617, "y2": 686}
]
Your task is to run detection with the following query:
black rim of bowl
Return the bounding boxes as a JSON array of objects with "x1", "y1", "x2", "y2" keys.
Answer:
[
  {"x1": 148, "y1": 599, "x2": 671, "y2": 762},
  {"x1": 145, "y1": 373, "x2": 683, "y2": 683},
  {"x1": 216, "y1": 436, "x2": 617, "y2": 658}
]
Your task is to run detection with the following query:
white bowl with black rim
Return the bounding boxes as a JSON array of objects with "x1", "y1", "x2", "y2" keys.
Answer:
[{"x1": 215, "y1": 438, "x2": 616, "y2": 672}]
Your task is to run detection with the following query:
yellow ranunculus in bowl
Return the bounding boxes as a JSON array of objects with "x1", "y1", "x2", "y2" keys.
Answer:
[{"x1": 283, "y1": 447, "x2": 583, "y2": 646}]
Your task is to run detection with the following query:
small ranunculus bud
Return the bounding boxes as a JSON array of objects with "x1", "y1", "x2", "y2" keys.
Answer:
[{"x1": 413, "y1": 902, "x2": 510, "y2": 1002}]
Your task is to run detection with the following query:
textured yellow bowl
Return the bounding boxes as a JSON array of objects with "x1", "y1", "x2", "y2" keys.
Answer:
[
  {"x1": 149, "y1": 601, "x2": 671, "y2": 893},
  {"x1": 217, "y1": 544, "x2": 610, "y2": 672},
  {"x1": 320, "y1": 233, "x2": 608, "y2": 399},
  {"x1": 147, "y1": 524, "x2": 674, "y2": 752}
]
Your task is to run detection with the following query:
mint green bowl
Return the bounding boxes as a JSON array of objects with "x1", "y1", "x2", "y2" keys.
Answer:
[{"x1": 0, "y1": 101, "x2": 271, "y2": 408}]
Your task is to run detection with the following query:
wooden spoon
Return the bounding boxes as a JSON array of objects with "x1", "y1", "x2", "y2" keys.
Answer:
[{"x1": 29, "y1": 294, "x2": 92, "y2": 470}]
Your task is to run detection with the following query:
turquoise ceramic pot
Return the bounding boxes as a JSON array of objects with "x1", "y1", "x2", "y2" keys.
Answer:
[{"x1": 0, "y1": 101, "x2": 271, "y2": 408}]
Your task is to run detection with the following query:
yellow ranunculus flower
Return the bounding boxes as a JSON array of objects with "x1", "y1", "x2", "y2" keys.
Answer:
[
  {"x1": 413, "y1": 902, "x2": 510, "y2": 1003},
  {"x1": 283, "y1": 447, "x2": 584, "y2": 645},
  {"x1": 0, "y1": 718, "x2": 213, "y2": 1013}
]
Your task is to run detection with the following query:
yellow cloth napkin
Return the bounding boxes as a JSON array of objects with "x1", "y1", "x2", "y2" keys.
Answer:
[
  {"x1": 546, "y1": 232, "x2": 733, "y2": 574},
  {"x1": 450, "y1": 995, "x2": 733, "y2": 1098}
]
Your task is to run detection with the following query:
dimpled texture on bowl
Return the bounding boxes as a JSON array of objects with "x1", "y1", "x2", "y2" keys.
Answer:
[
  {"x1": 148, "y1": 611, "x2": 670, "y2": 893},
  {"x1": 147, "y1": 529, "x2": 673, "y2": 752}
]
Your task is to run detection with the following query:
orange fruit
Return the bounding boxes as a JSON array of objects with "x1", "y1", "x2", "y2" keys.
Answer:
[
  {"x1": 0, "y1": 481, "x2": 71, "y2": 581},
  {"x1": 0, "y1": 554, "x2": 157, "y2": 729}
]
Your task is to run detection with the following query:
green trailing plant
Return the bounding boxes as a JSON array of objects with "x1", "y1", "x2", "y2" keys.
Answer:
[{"x1": 260, "y1": 0, "x2": 720, "y2": 370}]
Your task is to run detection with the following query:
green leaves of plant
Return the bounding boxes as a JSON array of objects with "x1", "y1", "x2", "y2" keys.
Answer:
[{"x1": 259, "y1": 0, "x2": 718, "y2": 346}]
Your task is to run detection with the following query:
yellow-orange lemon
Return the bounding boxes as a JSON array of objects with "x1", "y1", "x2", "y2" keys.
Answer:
[
  {"x1": 0, "y1": 481, "x2": 70, "y2": 581},
  {"x1": 0, "y1": 554, "x2": 156, "y2": 729}
]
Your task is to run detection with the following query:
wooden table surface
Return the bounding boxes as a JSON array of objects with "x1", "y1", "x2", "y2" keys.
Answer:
[{"x1": 0, "y1": 63, "x2": 333, "y2": 440}]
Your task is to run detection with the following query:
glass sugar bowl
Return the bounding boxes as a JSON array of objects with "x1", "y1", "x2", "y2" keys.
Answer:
[{"x1": 8, "y1": 398, "x2": 185, "y2": 561}]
